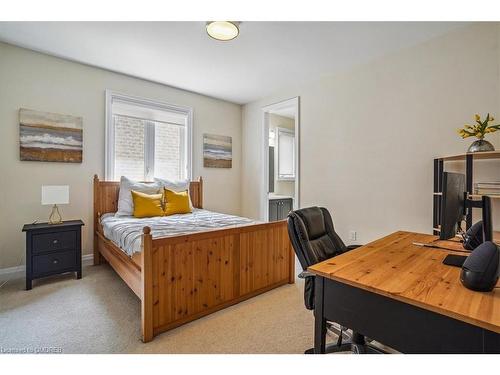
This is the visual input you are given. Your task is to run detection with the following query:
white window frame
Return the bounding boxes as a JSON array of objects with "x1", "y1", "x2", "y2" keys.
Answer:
[{"x1": 105, "y1": 90, "x2": 193, "y2": 181}]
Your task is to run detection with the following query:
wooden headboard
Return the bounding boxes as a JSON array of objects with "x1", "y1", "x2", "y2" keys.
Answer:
[{"x1": 93, "y1": 175, "x2": 203, "y2": 230}]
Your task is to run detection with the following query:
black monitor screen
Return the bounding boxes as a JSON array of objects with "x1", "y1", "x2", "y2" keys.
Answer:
[{"x1": 440, "y1": 172, "x2": 466, "y2": 240}]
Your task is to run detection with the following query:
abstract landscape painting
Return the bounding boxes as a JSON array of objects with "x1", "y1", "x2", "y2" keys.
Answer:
[
  {"x1": 203, "y1": 133, "x2": 232, "y2": 168},
  {"x1": 19, "y1": 108, "x2": 83, "y2": 163}
]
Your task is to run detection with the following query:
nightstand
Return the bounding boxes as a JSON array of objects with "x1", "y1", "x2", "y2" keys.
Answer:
[{"x1": 22, "y1": 220, "x2": 84, "y2": 290}]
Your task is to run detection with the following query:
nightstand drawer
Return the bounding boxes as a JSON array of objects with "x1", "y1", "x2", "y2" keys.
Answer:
[
  {"x1": 32, "y1": 250, "x2": 77, "y2": 276},
  {"x1": 32, "y1": 231, "x2": 77, "y2": 254}
]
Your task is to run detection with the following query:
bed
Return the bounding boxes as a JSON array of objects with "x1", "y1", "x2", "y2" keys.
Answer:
[{"x1": 93, "y1": 175, "x2": 295, "y2": 342}]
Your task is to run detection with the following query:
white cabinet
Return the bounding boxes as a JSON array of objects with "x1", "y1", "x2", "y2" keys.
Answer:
[{"x1": 277, "y1": 128, "x2": 295, "y2": 180}]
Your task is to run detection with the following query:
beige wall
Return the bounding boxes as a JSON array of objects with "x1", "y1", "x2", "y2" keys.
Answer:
[
  {"x1": 269, "y1": 114, "x2": 295, "y2": 197},
  {"x1": 0, "y1": 42, "x2": 242, "y2": 269},
  {"x1": 3, "y1": 23, "x2": 500, "y2": 269},
  {"x1": 242, "y1": 23, "x2": 500, "y2": 244}
]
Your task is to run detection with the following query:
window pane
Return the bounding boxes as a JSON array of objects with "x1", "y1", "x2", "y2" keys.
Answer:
[
  {"x1": 114, "y1": 114, "x2": 145, "y2": 180},
  {"x1": 154, "y1": 122, "x2": 186, "y2": 180}
]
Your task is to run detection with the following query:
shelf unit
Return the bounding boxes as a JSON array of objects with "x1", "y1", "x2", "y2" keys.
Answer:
[{"x1": 433, "y1": 151, "x2": 500, "y2": 238}]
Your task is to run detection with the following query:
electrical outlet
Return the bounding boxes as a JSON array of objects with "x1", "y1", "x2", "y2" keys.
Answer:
[{"x1": 349, "y1": 231, "x2": 357, "y2": 241}]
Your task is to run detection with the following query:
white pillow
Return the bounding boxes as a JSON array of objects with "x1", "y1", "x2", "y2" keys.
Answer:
[
  {"x1": 116, "y1": 176, "x2": 162, "y2": 217},
  {"x1": 154, "y1": 177, "x2": 193, "y2": 209}
]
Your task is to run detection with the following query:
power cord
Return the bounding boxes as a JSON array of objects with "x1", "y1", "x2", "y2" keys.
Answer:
[
  {"x1": 0, "y1": 250, "x2": 25, "y2": 290},
  {"x1": 0, "y1": 219, "x2": 40, "y2": 290},
  {"x1": 412, "y1": 242, "x2": 471, "y2": 254}
]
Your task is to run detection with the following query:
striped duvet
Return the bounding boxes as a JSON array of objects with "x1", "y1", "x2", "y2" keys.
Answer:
[{"x1": 100, "y1": 209, "x2": 256, "y2": 256}]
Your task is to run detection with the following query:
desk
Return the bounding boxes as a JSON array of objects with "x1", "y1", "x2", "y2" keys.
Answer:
[{"x1": 308, "y1": 231, "x2": 500, "y2": 353}]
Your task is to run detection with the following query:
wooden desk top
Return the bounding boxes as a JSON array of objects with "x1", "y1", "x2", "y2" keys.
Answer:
[{"x1": 308, "y1": 231, "x2": 500, "y2": 334}]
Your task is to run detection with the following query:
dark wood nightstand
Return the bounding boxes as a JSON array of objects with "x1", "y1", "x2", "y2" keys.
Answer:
[{"x1": 22, "y1": 220, "x2": 84, "y2": 290}]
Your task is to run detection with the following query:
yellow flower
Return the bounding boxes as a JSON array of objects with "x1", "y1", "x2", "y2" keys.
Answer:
[
  {"x1": 475, "y1": 114, "x2": 481, "y2": 121},
  {"x1": 491, "y1": 116, "x2": 495, "y2": 121}
]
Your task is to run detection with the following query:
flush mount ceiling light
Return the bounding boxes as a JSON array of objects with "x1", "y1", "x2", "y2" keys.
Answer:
[{"x1": 206, "y1": 21, "x2": 240, "y2": 41}]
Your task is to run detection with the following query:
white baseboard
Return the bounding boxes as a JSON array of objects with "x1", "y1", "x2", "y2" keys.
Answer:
[
  {"x1": 0, "y1": 264, "x2": 25, "y2": 277},
  {"x1": 0, "y1": 253, "x2": 94, "y2": 277},
  {"x1": 82, "y1": 254, "x2": 94, "y2": 265}
]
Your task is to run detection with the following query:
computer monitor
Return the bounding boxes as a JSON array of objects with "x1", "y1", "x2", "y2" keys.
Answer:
[
  {"x1": 440, "y1": 172, "x2": 466, "y2": 240},
  {"x1": 480, "y1": 195, "x2": 493, "y2": 243},
  {"x1": 439, "y1": 172, "x2": 493, "y2": 244}
]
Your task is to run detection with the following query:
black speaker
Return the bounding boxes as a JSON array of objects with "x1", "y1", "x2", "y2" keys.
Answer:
[
  {"x1": 460, "y1": 241, "x2": 499, "y2": 292},
  {"x1": 462, "y1": 221, "x2": 483, "y2": 250}
]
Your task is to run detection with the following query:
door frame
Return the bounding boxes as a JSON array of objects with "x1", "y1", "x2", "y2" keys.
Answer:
[{"x1": 261, "y1": 97, "x2": 300, "y2": 222}]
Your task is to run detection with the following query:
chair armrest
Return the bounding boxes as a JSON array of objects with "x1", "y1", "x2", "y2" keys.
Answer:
[
  {"x1": 298, "y1": 270, "x2": 315, "y2": 279},
  {"x1": 346, "y1": 244, "x2": 362, "y2": 251}
]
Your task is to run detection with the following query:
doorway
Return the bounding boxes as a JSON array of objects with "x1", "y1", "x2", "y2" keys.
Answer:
[{"x1": 261, "y1": 97, "x2": 300, "y2": 222}]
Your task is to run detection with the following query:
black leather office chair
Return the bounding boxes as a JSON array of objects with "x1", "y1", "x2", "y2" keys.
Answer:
[{"x1": 287, "y1": 206, "x2": 385, "y2": 354}]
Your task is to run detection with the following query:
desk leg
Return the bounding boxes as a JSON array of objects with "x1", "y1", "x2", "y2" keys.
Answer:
[{"x1": 314, "y1": 276, "x2": 326, "y2": 354}]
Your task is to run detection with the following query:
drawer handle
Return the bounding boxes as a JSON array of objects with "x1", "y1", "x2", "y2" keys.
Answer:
[
  {"x1": 52, "y1": 259, "x2": 59, "y2": 264},
  {"x1": 52, "y1": 239, "x2": 59, "y2": 244}
]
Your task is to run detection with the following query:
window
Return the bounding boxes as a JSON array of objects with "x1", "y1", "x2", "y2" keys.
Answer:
[
  {"x1": 277, "y1": 128, "x2": 295, "y2": 180},
  {"x1": 105, "y1": 91, "x2": 192, "y2": 181}
]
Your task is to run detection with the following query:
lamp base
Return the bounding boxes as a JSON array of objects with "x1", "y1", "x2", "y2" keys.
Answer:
[{"x1": 48, "y1": 204, "x2": 63, "y2": 225}]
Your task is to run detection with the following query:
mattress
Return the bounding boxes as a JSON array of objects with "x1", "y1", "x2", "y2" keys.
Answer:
[{"x1": 100, "y1": 209, "x2": 256, "y2": 256}]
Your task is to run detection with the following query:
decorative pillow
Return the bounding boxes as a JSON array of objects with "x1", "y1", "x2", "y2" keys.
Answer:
[
  {"x1": 163, "y1": 188, "x2": 192, "y2": 216},
  {"x1": 131, "y1": 191, "x2": 164, "y2": 218},
  {"x1": 154, "y1": 177, "x2": 193, "y2": 209},
  {"x1": 116, "y1": 176, "x2": 161, "y2": 217}
]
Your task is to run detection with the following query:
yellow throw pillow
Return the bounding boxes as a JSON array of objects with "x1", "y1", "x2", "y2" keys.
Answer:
[
  {"x1": 164, "y1": 188, "x2": 192, "y2": 216},
  {"x1": 131, "y1": 190, "x2": 164, "y2": 218}
]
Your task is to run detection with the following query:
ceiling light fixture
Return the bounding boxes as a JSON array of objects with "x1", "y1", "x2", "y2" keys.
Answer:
[{"x1": 206, "y1": 21, "x2": 240, "y2": 41}]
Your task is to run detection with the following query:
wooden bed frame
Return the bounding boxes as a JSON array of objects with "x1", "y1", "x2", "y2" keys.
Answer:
[{"x1": 93, "y1": 175, "x2": 295, "y2": 342}]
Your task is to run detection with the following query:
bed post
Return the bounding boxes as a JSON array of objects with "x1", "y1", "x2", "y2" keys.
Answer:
[
  {"x1": 288, "y1": 242, "x2": 295, "y2": 284},
  {"x1": 198, "y1": 176, "x2": 203, "y2": 208},
  {"x1": 198, "y1": 176, "x2": 203, "y2": 209},
  {"x1": 141, "y1": 226, "x2": 154, "y2": 343},
  {"x1": 93, "y1": 174, "x2": 103, "y2": 265}
]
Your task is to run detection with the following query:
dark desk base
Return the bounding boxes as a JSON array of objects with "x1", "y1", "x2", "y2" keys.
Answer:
[{"x1": 314, "y1": 277, "x2": 500, "y2": 354}]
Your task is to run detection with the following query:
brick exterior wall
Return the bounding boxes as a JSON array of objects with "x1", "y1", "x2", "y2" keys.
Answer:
[
  {"x1": 114, "y1": 115, "x2": 145, "y2": 180},
  {"x1": 113, "y1": 115, "x2": 184, "y2": 181},
  {"x1": 155, "y1": 122, "x2": 183, "y2": 180}
]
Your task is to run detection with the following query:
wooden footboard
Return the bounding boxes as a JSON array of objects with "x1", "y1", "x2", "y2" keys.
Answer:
[
  {"x1": 141, "y1": 221, "x2": 294, "y2": 342},
  {"x1": 93, "y1": 175, "x2": 294, "y2": 342}
]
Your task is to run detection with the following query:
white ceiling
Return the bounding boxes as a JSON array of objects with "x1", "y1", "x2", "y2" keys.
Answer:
[{"x1": 0, "y1": 22, "x2": 467, "y2": 104}]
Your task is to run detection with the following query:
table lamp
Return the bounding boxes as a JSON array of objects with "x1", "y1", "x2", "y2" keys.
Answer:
[{"x1": 41, "y1": 185, "x2": 69, "y2": 224}]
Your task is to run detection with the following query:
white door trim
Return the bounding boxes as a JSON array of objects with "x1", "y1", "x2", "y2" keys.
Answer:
[{"x1": 261, "y1": 97, "x2": 300, "y2": 222}]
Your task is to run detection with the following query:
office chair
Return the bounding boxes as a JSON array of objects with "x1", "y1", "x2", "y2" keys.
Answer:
[{"x1": 287, "y1": 206, "x2": 385, "y2": 354}]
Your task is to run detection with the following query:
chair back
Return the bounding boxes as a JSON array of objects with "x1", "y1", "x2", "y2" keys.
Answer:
[
  {"x1": 287, "y1": 206, "x2": 347, "y2": 309},
  {"x1": 287, "y1": 206, "x2": 347, "y2": 269}
]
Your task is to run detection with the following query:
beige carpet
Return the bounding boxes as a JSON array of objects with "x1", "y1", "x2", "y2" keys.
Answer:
[{"x1": 0, "y1": 263, "x2": 320, "y2": 354}]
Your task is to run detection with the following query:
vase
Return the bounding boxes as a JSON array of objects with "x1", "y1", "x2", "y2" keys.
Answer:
[{"x1": 467, "y1": 139, "x2": 495, "y2": 153}]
